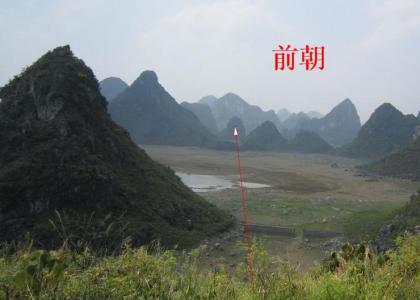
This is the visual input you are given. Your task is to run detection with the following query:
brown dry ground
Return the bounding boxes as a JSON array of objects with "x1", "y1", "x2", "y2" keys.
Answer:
[{"x1": 143, "y1": 145, "x2": 419, "y2": 271}]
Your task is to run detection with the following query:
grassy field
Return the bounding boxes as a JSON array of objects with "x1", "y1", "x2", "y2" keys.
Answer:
[{"x1": 143, "y1": 146, "x2": 419, "y2": 270}]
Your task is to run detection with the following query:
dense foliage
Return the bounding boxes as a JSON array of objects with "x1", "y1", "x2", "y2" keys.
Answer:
[
  {"x1": 364, "y1": 139, "x2": 420, "y2": 181},
  {"x1": 0, "y1": 234, "x2": 418, "y2": 299},
  {"x1": 0, "y1": 46, "x2": 230, "y2": 249}
]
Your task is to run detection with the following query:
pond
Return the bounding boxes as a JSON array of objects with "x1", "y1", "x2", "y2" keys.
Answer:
[{"x1": 176, "y1": 172, "x2": 270, "y2": 192}]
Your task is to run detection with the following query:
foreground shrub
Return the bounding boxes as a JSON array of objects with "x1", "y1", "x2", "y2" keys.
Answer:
[{"x1": 0, "y1": 234, "x2": 418, "y2": 299}]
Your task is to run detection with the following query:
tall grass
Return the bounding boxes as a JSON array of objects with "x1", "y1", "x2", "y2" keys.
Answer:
[{"x1": 0, "y1": 234, "x2": 418, "y2": 299}]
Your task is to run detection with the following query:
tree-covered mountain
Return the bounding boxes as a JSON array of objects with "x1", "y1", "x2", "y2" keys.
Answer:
[
  {"x1": 181, "y1": 101, "x2": 218, "y2": 134},
  {"x1": 203, "y1": 93, "x2": 282, "y2": 132},
  {"x1": 287, "y1": 130, "x2": 333, "y2": 153},
  {"x1": 340, "y1": 103, "x2": 420, "y2": 158},
  {"x1": 218, "y1": 116, "x2": 246, "y2": 143},
  {"x1": 0, "y1": 46, "x2": 229, "y2": 248},
  {"x1": 242, "y1": 121, "x2": 288, "y2": 151},
  {"x1": 99, "y1": 77, "x2": 128, "y2": 101},
  {"x1": 109, "y1": 71, "x2": 218, "y2": 147},
  {"x1": 295, "y1": 99, "x2": 361, "y2": 146},
  {"x1": 363, "y1": 138, "x2": 420, "y2": 181}
]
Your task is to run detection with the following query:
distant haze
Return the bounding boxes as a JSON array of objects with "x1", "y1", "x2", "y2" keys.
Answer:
[{"x1": 1, "y1": 0, "x2": 419, "y2": 122}]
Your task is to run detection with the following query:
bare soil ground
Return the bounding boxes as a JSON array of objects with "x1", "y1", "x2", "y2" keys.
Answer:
[{"x1": 143, "y1": 145, "x2": 419, "y2": 271}]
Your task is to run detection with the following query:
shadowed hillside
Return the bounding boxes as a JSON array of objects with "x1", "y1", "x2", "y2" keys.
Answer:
[
  {"x1": 242, "y1": 121, "x2": 288, "y2": 151},
  {"x1": 363, "y1": 138, "x2": 420, "y2": 181},
  {"x1": 109, "y1": 71, "x2": 218, "y2": 147},
  {"x1": 181, "y1": 101, "x2": 218, "y2": 134},
  {"x1": 0, "y1": 46, "x2": 230, "y2": 249},
  {"x1": 218, "y1": 116, "x2": 246, "y2": 142},
  {"x1": 341, "y1": 103, "x2": 420, "y2": 158},
  {"x1": 288, "y1": 130, "x2": 333, "y2": 153}
]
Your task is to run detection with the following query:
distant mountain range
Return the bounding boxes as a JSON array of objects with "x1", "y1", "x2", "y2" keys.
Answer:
[
  {"x1": 288, "y1": 130, "x2": 333, "y2": 153},
  {"x1": 109, "y1": 71, "x2": 218, "y2": 147},
  {"x1": 306, "y1": 111, "x2": 323, "y2": 119},
  {"x1": 240, "y1": 121, "x2": 331, "y2": 154},
  {"x1": 242, "y1": 121, "x2": 288, "y2": 151},
  {"x1": 282, "y1": 112, "x2": 311, "y2": 130},
  {"x1": 340, "y1": 103, "x2": 420, "y2": 158},
  {"x1": 294, "y1": 99, "x2": 361, "y2": 146},
  {"x1": 199, "y1": 93, "x2": 282, "y2": 133},
  {"x1": 277, "y1": 109, "x2": 323, "y2": 123},
  {"x1": 180, "y1": 102, "x2": 218, "y2": 134},
  {"x1": 99, "y1": 71, "x2": 418, "y2": 161},
  {"x1": 99, "y1": 77, "x2": 128, "y2": 101}
]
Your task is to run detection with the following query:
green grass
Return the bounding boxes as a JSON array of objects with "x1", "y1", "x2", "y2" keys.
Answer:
[
  {"x1": 0, "y1": 235, "x2": 418, "y2": 299},
  {"x1": 203, "y1": 189, "x2": 403, "y2": 239}
]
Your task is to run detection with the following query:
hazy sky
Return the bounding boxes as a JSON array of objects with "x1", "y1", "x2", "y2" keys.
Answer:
[{"x1": 1, "y1": 0, "x2": 419, "y2": 121}]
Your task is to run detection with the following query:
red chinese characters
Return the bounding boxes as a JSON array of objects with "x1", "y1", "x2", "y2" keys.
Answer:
[{"x1": 273, "y1": 44, "x2": 325, "y2": 71}]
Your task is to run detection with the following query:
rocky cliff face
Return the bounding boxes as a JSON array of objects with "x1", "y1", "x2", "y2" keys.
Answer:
[
  {"x1": 374, "y1": 192, "x2": 420, "y2": 252},
  {"x1": 0, "y1": 46, "x2": 229, "y2": 248}
]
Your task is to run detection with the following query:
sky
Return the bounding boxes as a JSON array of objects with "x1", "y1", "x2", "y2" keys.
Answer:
[{"x1": 1, "y1": 0, "x2": 419, "y2": 122}]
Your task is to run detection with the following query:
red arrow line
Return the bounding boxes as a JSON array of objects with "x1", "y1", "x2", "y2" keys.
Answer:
[{"x1": 234, "y1": 130, "x2": 255, "y2": 292}]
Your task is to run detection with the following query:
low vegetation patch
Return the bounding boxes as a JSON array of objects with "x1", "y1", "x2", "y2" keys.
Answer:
[{"x1": 0, "y1": 234, "x2": 418, "y2": 299}]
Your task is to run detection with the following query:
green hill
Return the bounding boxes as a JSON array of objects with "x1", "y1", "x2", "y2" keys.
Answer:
[
  {"x1": 341, "y1": 103, "x2": 420, "y2": 158},
  {"x1": 242, "y1": 121, "x2": 288, "y2": 151},
  {"x1": 0, "y1": 46, "x2": 229, "y2": 249},
  {"x1": 288, "y1": 130, "x2": 333, "y2": 153},
  {"x1": 109, "y1": 71, "x2": 218, "y2": 147},
  {"x1": 364, "y1": 138, "x2": 420, "y2": 181}
]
